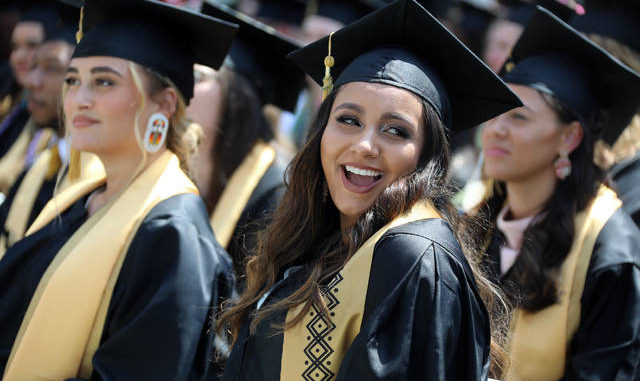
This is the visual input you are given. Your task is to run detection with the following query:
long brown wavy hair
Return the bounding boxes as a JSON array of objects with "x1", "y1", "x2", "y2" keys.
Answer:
[{"x1": 218, "y1": 84, "x2": 509, "y2": 375}]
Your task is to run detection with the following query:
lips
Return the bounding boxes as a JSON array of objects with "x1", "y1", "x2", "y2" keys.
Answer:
[
  {"x1": 341, "y1": 163, "x2": 383, "y2": 194},
  {"x1": 72, "y1": 115, "x2": 99, "y2": 129},
  {"x1": 484, "y1": 144, "x2": 510, "y2": 158}
]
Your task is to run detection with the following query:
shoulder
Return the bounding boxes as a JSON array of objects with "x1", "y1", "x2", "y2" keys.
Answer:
[
  {"x1": 374, "y1": 218, "x2": 476, "y2": 292},
  {"x1": 590, "y1": 208, "x2": 640, "y2": 274}
]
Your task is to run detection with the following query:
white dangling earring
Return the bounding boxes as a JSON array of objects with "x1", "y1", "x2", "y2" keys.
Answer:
[{"x1": 143, "y1": 113, "x2": 169, "y2": 153}]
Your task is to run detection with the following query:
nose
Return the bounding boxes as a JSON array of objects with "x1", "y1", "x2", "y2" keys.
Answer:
[
  {"x1": 69, "y1": 83, "x2": 93, "y2": 109},
  {"x1": 25, "y1": 68, "x2": 42, "y2": 91},
  {"x1": 483, "y1": 115, "x2": 508, "y2": 139},
  {"x1": 351, "y1": 125, "x2": 380, "y2": 158}
]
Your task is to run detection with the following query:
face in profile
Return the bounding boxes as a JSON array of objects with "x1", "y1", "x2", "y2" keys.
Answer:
[
  {"x1": 9, "y1": 21, "x2": 44, "y2": 87},
  {"x1": 483, "y1": 19, "x2": 523, "y2": 73},
  {"x1": 482, "y1": 84, "x2": 575, "y2": 183},
  {"x1": 63, "y1": 56, "x2": 160, "y2": 156},
  {"x1": 25, "y1": 41, "x2": 74, "y2": 127},
  {"x1": 320, "y1": 82, "x2": 425, "y2": 228}
]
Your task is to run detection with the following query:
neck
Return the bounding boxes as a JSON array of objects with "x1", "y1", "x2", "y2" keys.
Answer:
[
  {"x1": 505, "y1": 168, "x2": 557, "y2": 220},
  {"x1": 87, "y1": 147, "x2": 167, "y2": 216}
]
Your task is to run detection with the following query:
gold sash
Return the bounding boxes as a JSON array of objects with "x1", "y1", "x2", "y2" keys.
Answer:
[
  {"x1": 0, "y1": 148, "x2": 104, "y2": 257},
  {"x1": 0, "y1": 121, "x2": 54, "y2": 193},
  {"x1": 3, "y1": 151, "x2": 198, "y2": 381},
  {"x1": 210, "y1": 141, "x2": 276, "y2": 248},
  {"x1": 281, "y1": 202, "x2": 441, "y2": 381},
  {"x1": 506, "y1": 186, "x2": 622, "y2": 381}
]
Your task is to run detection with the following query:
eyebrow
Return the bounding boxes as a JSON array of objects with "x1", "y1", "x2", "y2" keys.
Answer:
[
  {"x1": 334, "y1": 102, "x2": 364, "y2": 114},
  {"x1": 65, "y1": 66, "x2": 123, "y2": 77},
  {"x1": 381, "y1": 112, "x2": 416, "y2": 126}
]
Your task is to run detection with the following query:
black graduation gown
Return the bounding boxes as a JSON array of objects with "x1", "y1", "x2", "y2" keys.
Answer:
[
  {"x1": 486, "y1": 209, "x2": 640, "y2": 380},
  {"x1": 0, "y1": 102, "x2": 29, "y2": 159},
  {"x1": 0, "y1": 167, "x2": 57, "y2": 246},
  {"x1": 222, "y1": 219, "x2": 491, "y2": 381},
  {"x1": 610, "y1": 151, "x2": 640, "y2": 228},
  {"x1": 0, "y1": 193, "x2": 235, "y2": 381},
  {"x1": 227, "y1": 157, "x2": 286, "y2": 278}
]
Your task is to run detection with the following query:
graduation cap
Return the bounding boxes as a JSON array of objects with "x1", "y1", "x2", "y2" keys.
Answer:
[
  {"x1": 571, "y1": 1, "x2": 640, "y2": 53},
  {"x1": 72, "y1": 0, "x2": 238, "y2": 103},
  {"x1": 502, "y1": 6, "x2": 640, "y2": 144},
  {"x1": 504, "y1": 0, "x2": 576, "y2": 25},
  {"x1": 311, "y1": 0, "x2": 382, "y2": 25},
  {"x1": 18, "y1": 0, "x2": 60, "y2": 39},
  {"x1": 257, "y1": 0, "x2": 308, "y2": 26},
  {"x1": 46, "y1": 0, "x2": 82, "y2": 45},
  {"x1": 201, "y1": 1, "x2": 305, "y2": 111},
  {"x1": 288, "y1": 0, "x2": 522, "y2": 132}
]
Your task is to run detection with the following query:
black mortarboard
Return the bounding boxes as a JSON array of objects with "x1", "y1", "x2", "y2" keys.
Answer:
[
  {"x1": 47, "y1": 0, "x2": 81, "y2": 45},
  {"x1": 502, "y1": 6, "x2": 640, "y2": 144},
  {"x1": 257, "y1": 0, "x2": 308, "y2": 25},
  {"x1": 288, "y1": 0, "x2": 522, "y2": 132},
  {"x1": 312, "y1": 0, "x2": 382, "y2": 25},
  {"x1": 504, "y1": 0, "x2": 576, "y2": 25},
  {"x1": 19, "y1": 0, "x2": 59, "y2": 39},
  {"x1": 571, "y1": 1, "x2": 640, "y2": 53},
  {"x1": 201, "y1": 1, "x2": 305, "y2": 111},
  {"x1": 72, "y1": 0, "x2": 238, "y2": 103}
]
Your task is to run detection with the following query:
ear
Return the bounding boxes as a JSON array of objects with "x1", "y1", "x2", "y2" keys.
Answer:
[
  {"x1": 560, "y1": 120, "x2": 583, "y2": 154},
  {"x1": 154, "y1": 86, "x2": 178, "y2": 117}
]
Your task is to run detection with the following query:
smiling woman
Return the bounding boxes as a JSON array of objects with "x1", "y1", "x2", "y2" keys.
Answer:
[{"x1": 217, "y1": 1, "x2": 522, "y2": 380}]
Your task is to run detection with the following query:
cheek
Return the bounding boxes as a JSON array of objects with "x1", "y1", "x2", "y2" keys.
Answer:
[{"x1": 320, "y1": 125, "x2": 343, "y2": 176}]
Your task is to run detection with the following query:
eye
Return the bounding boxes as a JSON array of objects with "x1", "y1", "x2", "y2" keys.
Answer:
[
  {"x1": 511, "y1": 112, "x2": 528, "y2": 121},
  {"x1": 382, "y1": 125, "x2": 410, "y2": 139},
  {"x1": 336, "y1": 114, "x2": 361, "y2": 127},
  {"x1": 95, "y1": 78, "x2": 114, "y2": 87},
  {"x1": 64, "y1": 76, "x2": 80, "y2": 86}
]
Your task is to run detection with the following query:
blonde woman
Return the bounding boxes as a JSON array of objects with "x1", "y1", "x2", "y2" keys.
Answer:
[{"x1": 0, "y1": 0, "x2": 238, "y2": 380}]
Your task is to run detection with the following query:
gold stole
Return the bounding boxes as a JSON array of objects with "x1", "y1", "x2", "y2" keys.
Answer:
[
  {"x1": 2, "y1": 151, "x2": 198, "y2": 381},
  {"x1": 506, "y1": 186, "x2": 622, "y2": 381},
  {"x1": 281, "y1": 202, "x2": 442, "y2": 381},
  {"x1": 210, "y1": 141, "x2": 276, "y2": 248},
  {"x1": 0, "y1": 148, "x2": 104, "y2": 257},
  {"x1": 0, "y1": 120, "x2": 55, "y2": 193}
]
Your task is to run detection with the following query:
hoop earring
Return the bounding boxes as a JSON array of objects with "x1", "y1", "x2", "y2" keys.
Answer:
[
  {"x1": 554, "y1": 149, "x2": 571, "y2": 180},
  {"x1": 143, "y1": 113, "x2": 169, "y2": 153}
]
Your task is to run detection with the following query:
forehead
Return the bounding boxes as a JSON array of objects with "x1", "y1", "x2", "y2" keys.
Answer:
[
  {"x1": 12, "y1": 21, "x2": 44, "y2": 41},
  {"x1": 333, "y1": 81, "x2": 423, "y2": 113},
  {"x1": 34, "y1": 41, "x2": 73, "y2": 61},
  {"x1": 68, "y1": 56, "x2": 131, "y2": 72}
]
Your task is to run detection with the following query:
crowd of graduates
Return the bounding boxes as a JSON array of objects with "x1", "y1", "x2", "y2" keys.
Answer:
[{"x1": 0, "y1": 0, "x2": 639, "y2": 380}]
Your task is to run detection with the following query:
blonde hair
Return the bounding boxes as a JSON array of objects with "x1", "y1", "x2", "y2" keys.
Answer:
[{"x1": 588, "y1": 34, "x2": 640, "y2": 169}]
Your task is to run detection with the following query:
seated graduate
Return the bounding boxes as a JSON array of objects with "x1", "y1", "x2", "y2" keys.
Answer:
[
  {"x1": 463, "y1": 7, "x2": 640, "y2": 380},
  {"x1": 572, "y1": 0, "x2": 640, "y2": 228},
  {"x1": 0, "y1": 0, "x2": 104, "y2": 255},
  {"x1": 217, "y1": 1, "x2": 522, "y2": 380},
  {"x1": 0, "y1": 0, "x2": 60, "y2": 193},
  {"x1": 0, "y1": 0, "x2": 238, "y2": 380},
  {"x1": 191, "y1": 1, "x2": 306, "y2": 278}
]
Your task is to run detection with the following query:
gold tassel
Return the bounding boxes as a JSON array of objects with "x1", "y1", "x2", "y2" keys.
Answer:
[
  {"x1": 68, "y1": 148, "x2": 81, "y2": 181},
  {"x1": 322, "y1": 32, "x2": 336, "y2": 101},
  {"x1": 75, "y1": 6, "x2": 84, "y2": 43}
]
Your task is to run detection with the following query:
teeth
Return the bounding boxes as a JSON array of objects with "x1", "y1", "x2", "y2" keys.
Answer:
[{"x1": 345, "y1": 165, "x2": 383, "y2": 177}]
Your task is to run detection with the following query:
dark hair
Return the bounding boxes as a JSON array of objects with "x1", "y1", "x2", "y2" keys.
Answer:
[
  {"x1": 464, "y1": 90, "x2": 606, "y2": 312},
  {"x1": 202, "y1": 67, "x2": 275, "y2": 213},
  {"x1": 218, "y1": 84, "x2": 510, "y2": 376}
]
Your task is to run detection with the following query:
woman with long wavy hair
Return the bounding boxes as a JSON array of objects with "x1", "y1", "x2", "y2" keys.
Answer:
[
  {"x1": 218, "y1": 1, "x2": 522, "y2": 380},
  {"x1": 464, "y1": 7, "x2": 640, "y2": 380},
  {"x1": 0, "y1": 1, "x2": 237, "y2": 380}
]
